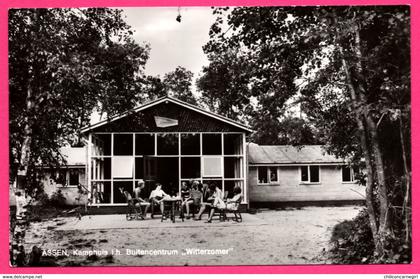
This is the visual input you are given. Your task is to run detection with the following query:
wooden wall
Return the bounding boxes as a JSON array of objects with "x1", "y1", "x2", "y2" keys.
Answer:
[
  {"x1": 248, "y1": 165, "x2": 365, "y2": 202},
  {"x1": 42, "y1": 170, "x2": 88, "y2": 206}
]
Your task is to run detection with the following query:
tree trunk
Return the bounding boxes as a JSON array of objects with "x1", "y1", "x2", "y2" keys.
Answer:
[
  {"x1": 17, "y1": 86, "x2": 34, "y2": 188},
  {"x1": 352, "y1": 28, "x2": 392, "y2": 241},
  {"x1": 340, "y1": 53, "x2": 378, "y2": 238},
  {"x1": 12, "y1": 82, "x2": 35, "y2": 266},
  {"x1": 12, "y1": 10, "x2": 40, "y2": 265},
  {"x1": 398, "y1": 110, "x2": 411, "y2": 243}
]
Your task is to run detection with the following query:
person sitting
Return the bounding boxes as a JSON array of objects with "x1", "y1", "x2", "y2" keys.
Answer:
[
  {"x1": 183, "y1": 181, "x2": 202, "y2": 219},
  {"x1": 214, "y1": 183, "x2": 223, "y2": 200},
  {"x1": 179, "y1": 181, "x2": 191, "y2": 218},
  {"x1": 133, "y1": 180, "x2": 150, "y2": 218},
  {"x1": 119, "y1": 187, "x2": 141, "y2": 219},
  {"x1": 205, "y1": 186, "x2": 242, "y2": 223},
  {"x1": 149, "y1": 183, "x2": 170, "y2": 218},
  {"x1": 194, "y1": 183, "x2": 216, "y2": 220}
]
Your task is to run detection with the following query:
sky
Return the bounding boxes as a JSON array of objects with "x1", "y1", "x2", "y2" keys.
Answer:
[
  {"x1": 90, "y1": 7, "x2": 216, "y2": 124},
  {"x1": 120, "y1": 7, "x2": 216, "y2": 79}
]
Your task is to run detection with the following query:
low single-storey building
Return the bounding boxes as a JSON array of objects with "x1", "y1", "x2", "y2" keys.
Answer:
[
  {"x1": 248, "y1": 144, "x2": 365, "y2": 205},
  {"x1": 41, "y1": 147, "x2": 88, "y2": 205},
  {"x1": 32, "y1": 96, "x2": 365, "y2": 209}
]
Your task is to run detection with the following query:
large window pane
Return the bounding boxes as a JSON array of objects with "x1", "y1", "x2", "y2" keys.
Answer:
[
  {"x1": 112, "y1": 156, "x2": 134, "y2": 178},
  {"x1": 157, "y1": 134, "x2": 179, "y2": 155},
  {"x1": 310, "y1": 166, "x2": 319, "y2": 183},
  {"x1": 224, "y1": 157, "x2": 243, "y2": 178},
  {"x1": 225, "y1": 180, "x2": 243, "y2": 199},
  {"x1": 69, "y1": 169, "x2": 80, "y2": 186},
  {"x1": 113, "y1": 181, "x2": 133, "y2": 204},
  {"x1": 92, "y1": 181, "x2": 111, "y2": 204},
  {"x1": 202, "y1": 156, "x2": 222, "y2": 177},
  {"x1": 203, "y1": 179, "x2": 222, "y2": 192},
  {"x1": 103, "y1": 158, "x2": 111, "y2": 179},
  {"x1": 93, "y1": 158, "x2": 111, "y2": 180},
  {"x1": 93, "y1": 134, "x2": 111, "y2": 156},
  {"x1": 135, "y1": 134, "x2": 155, "y2": 155},
  {"x1": 114, "y1": 134, "x2": 133, "y2": 155},
  {"x1": 135, "y1": 158, "x2": 144, "y2": 179},
  {"x1": 223, "y1": 134, "x2": 243, "y2": 155},
  {"x1": 181, "y1": 134, "x2": 200, "y2": 155},
  {"x1": 342, "y1": 166, "x2": 351, "y2": 182},
  {"x1": 301, "y1": 166, "x2": 309, "y2": 182},
  {"x1": 269, "y1": 167, "x2": 278, "y2": 182},
  {"x1": 203, "y1": 134, "x2": 221, "y2": 155},
  {"x1": 258, "y1": 166, "x2": 268, "y2": 184},
  {"x1": 181, "y1": 157, "x2": 201, "y2": 178}
]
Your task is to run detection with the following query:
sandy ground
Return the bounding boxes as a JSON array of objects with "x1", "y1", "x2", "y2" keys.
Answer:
[{"x1": 23, "y1": 206, "x2": 362, "y2": 266}]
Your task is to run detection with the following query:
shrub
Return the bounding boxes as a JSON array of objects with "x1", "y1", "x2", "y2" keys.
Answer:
[
  {"x1": 36, "y1": 192, "x2": 50, "y2": 207},
  {"x1": 330, "y1": 209, "x2": 375, "y2": 264},
  {"x1": 330, "y1": 208, "x2": 412, "y2": 264},
  {"x1": 48, "y1": 190, "x2": 66, "y2": 208}
]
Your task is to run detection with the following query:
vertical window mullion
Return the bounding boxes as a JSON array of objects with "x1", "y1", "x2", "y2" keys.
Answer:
[
  {"x1": 111, "y1": 133, "x2": 114, "y2": 204},
  {"x1": 308, "y1": 166, "x2": 311, "y2": 182},
  {"x1": 178, "y1": 132, "x2": 181, "y2": 195}
]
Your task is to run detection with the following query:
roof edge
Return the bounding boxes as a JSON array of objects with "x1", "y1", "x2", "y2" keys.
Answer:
[{"x1": 81, "y1": 96, "x2": 253, "y2": 134}]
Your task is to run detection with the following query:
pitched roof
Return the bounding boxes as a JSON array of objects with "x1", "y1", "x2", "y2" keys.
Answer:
[
  {"x1": 81, "y1": 96, "x2": 252, "y2": 133},
  {"x1": 60, "y1": 147, "x2": 86, "y2": 166},
  {"x1": 247, "y1": 143, "x2": 346, "y2": 165}
]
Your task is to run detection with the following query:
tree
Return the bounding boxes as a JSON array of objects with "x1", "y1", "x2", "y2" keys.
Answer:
[
  {"x1": 202, "y1": 6, "x2": 410, "y2": 261},
  {"x1": 197, "y1": 8, "x2": 306, "y2": 144},
  {"x1": 143, "y1": 66, "x2": 198, "y2": 105},
  {"x1": 197, "y1": 49, "x2": 253, "y2": 120},
  {"x1": 250, "y1": 116, "x2": 319, "y2": 145},
  {"x1": 9, "y1": 8, "x2": 150, "y2": 184},
  {"x1": 9, "y1": 8, "x2": 150, "y2": 265},
  {"x1": 163, "y1": 66, "x2": 197, "y2": 104}
]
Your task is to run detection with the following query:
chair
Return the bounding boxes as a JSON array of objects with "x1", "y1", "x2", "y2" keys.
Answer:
[
  {"x1": 189, "y1": 201, "x2": 200, "y2": 217},
  {"x1": 221, "y1": 194, "x2": 243, "y2": 222},
  {"x1": 121, "y1": 191, "x2": 141, "y2": 221},
  {"x1": 150, "y1": 198, "x2": 162, "y2": 219},
  {"x1": 214, "y1": 191, "x2": 229, "y2": 221}
]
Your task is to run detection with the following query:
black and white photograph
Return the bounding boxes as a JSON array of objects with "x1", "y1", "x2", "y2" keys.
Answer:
[{"x1": 9, "y1": 5, "x2": 411, "y2": 267}]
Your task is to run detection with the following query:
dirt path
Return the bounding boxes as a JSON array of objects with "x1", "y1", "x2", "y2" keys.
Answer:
[{"x1": 24, "y1": 206, "x2": 362, "y2": 266}]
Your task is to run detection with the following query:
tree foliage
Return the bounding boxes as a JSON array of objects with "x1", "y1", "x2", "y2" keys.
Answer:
[
  {"x1": 197, "y1": 7, "x2": 316, "y2": 144},
  {"x1": 200, "y1": 6, "x2": 410, "y2": 262},
  {"x1": 9, "y1": 8, "x2": 150, "y2": 187},
  {"x1": 143, "y1": 66, "x2": 198, "y2": 104}
]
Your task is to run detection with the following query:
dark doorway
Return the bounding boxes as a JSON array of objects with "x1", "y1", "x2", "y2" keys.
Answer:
[
  {"x1": 157, "y1": 157, "x2": 179, "y2": 196},
  {"x1": 143, "y1": 156, "x2": 179, "y2": 197}
]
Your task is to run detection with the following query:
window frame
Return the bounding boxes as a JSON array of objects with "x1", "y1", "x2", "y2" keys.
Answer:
[
  {"x1": 202, "y1": 156, "x2": 223, "y2": 178},
  {"x1": 68, "y1": 169, "x2": 80, "y2": 186},
  {"x1": 342, "y1": 166, "x2": 357, "y2": 183},
  {"x1": 300, "y1": 165, "x2": 321, "y2": 184},
  {"x1": 56, "y1": 167, "x2": 85, "y2": 188},
  {"x1": 257, "y1": 166, "x2": 279, "y2": 185}
]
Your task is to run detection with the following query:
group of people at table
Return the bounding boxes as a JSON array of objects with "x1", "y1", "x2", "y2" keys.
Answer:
[{"x1": 119, "y1": 180, "x2": 242, "y2": 223}]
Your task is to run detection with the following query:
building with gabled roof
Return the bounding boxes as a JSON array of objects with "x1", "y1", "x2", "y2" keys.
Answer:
[
  {"x1": 248, "y1": 143, "x2": 364, "y2": 205},
  {"x1": 39, "y1": 96, "x2": 364, "y2": 209}
]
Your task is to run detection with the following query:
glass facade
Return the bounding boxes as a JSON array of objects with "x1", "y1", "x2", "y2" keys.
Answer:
[{"x1": 89, "y1": 132, "x2": 246, "y2": 205}]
